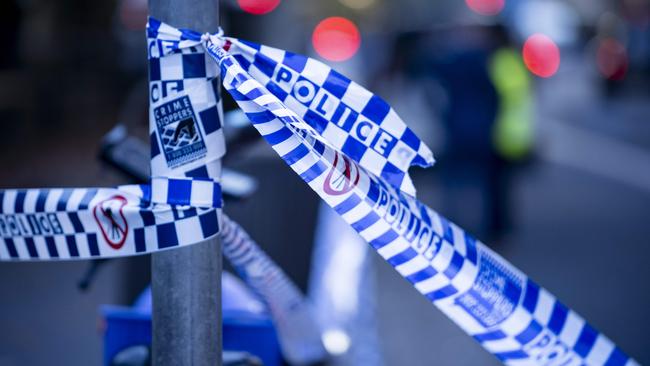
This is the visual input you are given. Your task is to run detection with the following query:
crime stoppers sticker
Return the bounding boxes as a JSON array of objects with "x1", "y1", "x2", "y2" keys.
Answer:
[
  {"x1": 93, "y1": 195, "x2": 129, "y2": 250},
  {"x1": 154, "y1": 95, "x2": 207, "y2": 169}
]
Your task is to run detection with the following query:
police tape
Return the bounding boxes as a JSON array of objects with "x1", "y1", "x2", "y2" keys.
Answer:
[
  {"x1": 221, "y1": 214, "x2": 326, "y2": 365},
  {"x1": 146, "y1": 17, "x2": 434, "y2": 197},
  {"x1": 0, "y1": 15, "x2": 639, "y2": 365},
  {"x1": 198, "y1": 27, "x2": 640, "y2": 366},
  {"x1": 0, "y1": 17, "x2": 226, "y2": 261},
  {"x1": 219, "y1": 36, "x2": 435, "y2": 196},
  {"x1": 147, "y1": 21, "x2": 326, "y2": 364},
  {"x1": 0, "y1": 180, "x2": 221, "y2": 260},
  {"x1": 147, "y1": 18, "x2": 226, "y2": 182},
  {"x1": 0, "y1": 17, "x2": 324, "y2": 366}
]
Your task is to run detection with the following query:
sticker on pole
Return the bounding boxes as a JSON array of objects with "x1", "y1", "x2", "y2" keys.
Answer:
[
  {"x1": 154, "y1": 95, "x2": 207, "y2": 169},
  {"x1": 93, "y1": 195, "x2": 129, "y2": 250}
]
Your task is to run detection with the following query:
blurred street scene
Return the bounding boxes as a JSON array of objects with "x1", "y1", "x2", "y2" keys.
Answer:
[{"x1": 0, "y1": 0, "x2": 648, "y2": 365}]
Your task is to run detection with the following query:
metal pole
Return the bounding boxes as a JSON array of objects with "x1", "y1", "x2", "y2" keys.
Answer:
[{"x1": 148, "y1": 1, "x2": 222, "y2": 365}]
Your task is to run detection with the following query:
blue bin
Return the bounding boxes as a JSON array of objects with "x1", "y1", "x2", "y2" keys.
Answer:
[{"x1": 101, "y1": 272, "x2": 282, "y2": 365}]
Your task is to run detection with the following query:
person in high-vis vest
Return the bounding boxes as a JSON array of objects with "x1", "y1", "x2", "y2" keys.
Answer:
[
  {"x1": 489, "y1": 41, "x2": 535, "y2": 162},
  {"x1": 485, "y1": 25, "x2": 535, "y2": 241}
]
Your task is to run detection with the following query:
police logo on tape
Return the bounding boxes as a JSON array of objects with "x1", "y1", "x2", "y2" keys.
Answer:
[
  {"x1": 93, "y1": 195, "x2": 129, "y2": 250},
  {"x1": 323, "y1": 152, "x2": 360, "y2": 196},
  {"x1": 154, "y1": 95, "x2": 207, "y2": 168}
]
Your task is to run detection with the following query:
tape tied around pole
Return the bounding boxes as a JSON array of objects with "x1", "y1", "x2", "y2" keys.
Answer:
[
  {"x1": 0, "y1": 20, "x2": 324, "y2": 365},
  {"x1": 0, "y1": 184, "x2": 220, "y2": 260},
  {"x1": 146, "y1": 17, "x2": 226, "y2": 213},
  {"x1": 0, "y1": 19, "x2": 227, "y2": 261}
]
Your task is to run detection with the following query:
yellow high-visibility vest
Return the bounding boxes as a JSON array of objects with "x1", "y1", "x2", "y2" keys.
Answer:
[{"x1": 489, "y1": 47, "x2": 534, "y2": 160}]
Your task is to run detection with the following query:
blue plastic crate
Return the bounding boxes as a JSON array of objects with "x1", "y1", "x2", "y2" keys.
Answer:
[{"x1": 101, "y1": 272, "x2": 282, "y2": 365}]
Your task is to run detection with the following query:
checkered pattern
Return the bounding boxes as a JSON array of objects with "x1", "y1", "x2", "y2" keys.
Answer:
[
  {"x1": 150, "y1": 177, "x2": 222, "y2": 209},
  {"x1": 0, "y1": 186, "x2": 220, "y2": 261},
  {"x1": 220, "y1": 36, "x2": 434, "y2": 196},
  {"x1": 0, "y1": 20, "x2": 227, "y2": 261},
  {"x1": 147, "y1": 17, "x2": 225, "y2": 185},
  {"x1": 221, "y1": 214, "x2": 326, "y2": 364},
  {"x1": 464, "y1": 276, "x2": 639, "y2": 366},
  {"x1": 206, "y1": 36, "x2": 638, "y2": 366},
  {"x1": 148, "y1": 16, "x2": 432, "y2": 196},
  {"x1": 146, "y1": 17, "x2": 204, "y2": 55}
]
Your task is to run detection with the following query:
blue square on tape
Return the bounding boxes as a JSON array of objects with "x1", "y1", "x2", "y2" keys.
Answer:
[
  {"x1": 323, "y1": 69, "x2": 350, "y2": 99},
  {"x1": 254, "y1": 53, "x2": 277, "y2": 78},
  {"x1": 199, "y1": 106, "x2": 221, "y2": 135},
  {"x1": 149, "y1": 58, "x2": 161, "y2": 81},
  {"x1": 150, "y1": 131, "x2": 161, "y2": 158},
  {"x1": 341, "y1": 137, "x2": 367, "y2": 162},
  {"x1": 548, "y1": 302, "x2": 569, "y2": 335},
  {"x1": 167, "y1": 179, "x2": 192, "y2": 205},
  {"x1": 157, "y1": 222, "x2": 179, "y2": 249},
  {"x1": 140, "y1": 210, "x2": 155, "y2": 226},
  {"x1": 134, "y1": 228, "x2": 146, "y2": 253},
  {"x1": 182, "y1": 53, "x2": 206, "y2": 78},
  {"x1": 185, "y1": 165, "x2": 209, "y2": 179},
  {"x1": 266, "y1": 80, "x2": 288, "y2": 101},
  {"x1": 283, "y1": 51, "x2": 307, "y2": 72},
  {"x1": 401, "y1": 128, "x2": 420, "y2": 150},
  {"x1": 233, "y1": 54, "x2": 251, "y2": 71},
  {"x1": 361, "y1": 95, "x2": 390, "y2": 123},
  {"x1": 154, "y1": 96, "x2": 207, "y2": 169},
  {"x1": 304, "y1": 110, "x2": 328, "y2": 134},
  {"x1": 199, "y1": 211, "x2": 219, "y2": 238},
  {"x1": 381, "y1": 162, "x2": 405, "y2": 187}
]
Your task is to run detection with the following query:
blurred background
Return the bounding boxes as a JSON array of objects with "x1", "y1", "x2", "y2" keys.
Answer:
[{"x1": 0, "y1": 0, "x2": 649, "y2": 365}]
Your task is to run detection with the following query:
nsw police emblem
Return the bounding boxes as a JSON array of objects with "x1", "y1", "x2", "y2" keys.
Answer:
[{"x1": 154, "y1": 95, "x2": 207, "y2": 168}]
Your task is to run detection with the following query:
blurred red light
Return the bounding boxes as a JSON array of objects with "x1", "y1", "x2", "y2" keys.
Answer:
[
  {"x1": 237, "y1": 0, "x2": 280, "y2": 15},
  {"x1": 597, "y1": 38, "x2": 628, "y2": 81},
  {"x1": 465, "y1": 0, "x2": 505, "y2": 16},
  {"x1": 523, "y1": 34, "x2": 561, "y2": 78},
  {"x1": 312, "y1": 17, "x2": 361, "y2": 62},
  {"x1": 119, "y1": 0, "x2": 148, "y2": 31}
]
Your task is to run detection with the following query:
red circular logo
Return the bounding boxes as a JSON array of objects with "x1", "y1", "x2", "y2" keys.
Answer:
[
  {"x1": 323, "y1": 153, "x2": 360, "y2": 196},
  {"x1": 93, "y1": 195, "x2": 129, "y2": 250}
]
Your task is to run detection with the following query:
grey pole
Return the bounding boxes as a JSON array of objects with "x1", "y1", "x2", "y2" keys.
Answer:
[{"x1": 148, "y1": 1, "x2": 222, "y2": 365}]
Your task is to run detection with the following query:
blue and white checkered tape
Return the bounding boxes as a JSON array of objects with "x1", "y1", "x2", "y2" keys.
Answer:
[
  {"x1": 0, "y1": 19, "x2": 227, "y2": 261},
  {"x1": 202, "y1": 33, "x2": 639, "y2": 366},
  {"x1": 0, "y1": 182, "x2": 220, "y2": 261},
  {"x1": 146, "y1": 17, "x2": 434, "y2": 196},
  {"x1": 221, "y1": 214, "x2": 326, "y2": 365},
  {"x1": 147, "y1": 17, "x2": 225, "y2": 185},
  {"x1": 220, "y1": 36, "x2": 435, "y2": 196}
]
